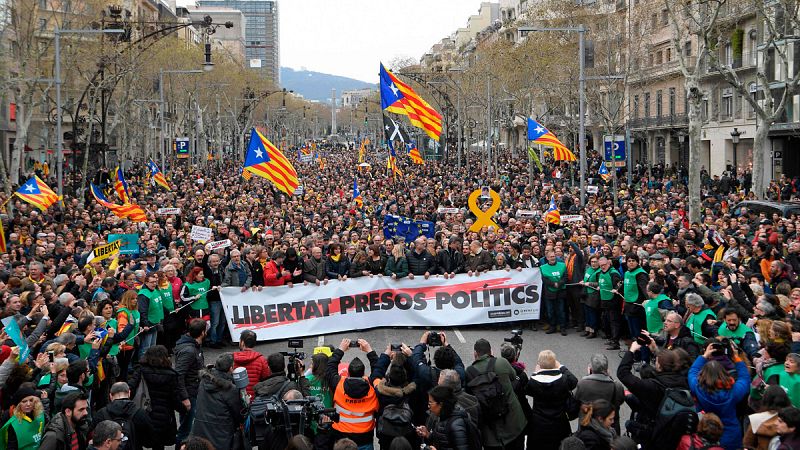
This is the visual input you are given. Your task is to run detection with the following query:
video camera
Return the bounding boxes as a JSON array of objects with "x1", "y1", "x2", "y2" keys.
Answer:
[
  {"x1": 249, "y1": 395, "x2": 339, "y2": 443},
  {"x1": 504, "y1": 329, "x2": 523, "y2": 359},
  {"x1": 281, "y1": 339, "x2": 306, "y2": 382},
  {"x1": 426, "y1": 331, "x2": 443, "y2": 347}
]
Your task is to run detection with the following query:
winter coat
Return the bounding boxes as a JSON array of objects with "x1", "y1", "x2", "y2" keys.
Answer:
[
  {"x1": 253, "y1": 372, "x2": 310, "y2": 398},
  {"x1": 324, "y1": 348, "x2": 380, "y2": 446},
  {"x1": 526, "y1": 366, "x2": 578, "y2": 450},
  {"x1": 38, "y1": 412, "x2": 88, "y2": 450},
  {"x1": 373, "y1": 378, "x2": 416, "y2": 416},
  {"x1": 190, "y1": 368, "x2": 245, "y2": 450},
  {"x1": 366, "y1": 256, "x2": 387, "y2": 275},
  {"x1": 688, "y1": 357, "x2": 750, "y2": 450},
  {"x1": 222, "y1": 260, "x2": 252, "y2": 287},
  {"x1": 466, "y1": 355, "x2": 527, "y2": 447},
  {"x1": 248, "y1": 259, "x2": 265, "y2": 287},
  {"x1": 326, "y1": 256, "x2": 351, "y2": 279},
  {"x1": 128, "y1": 364, "x2": 182, "y2": 444},
  {"x1": 465, "y1": 250, "x2": 493, "y2": 272},
  {"x1": 233, "y1": 350, "x2": 271, "y2": 397},
  {"x1": 676, "y1": 434, "x2": 724, "y2": 450},
  {"x1": 744, "y1": 411, "x2": 781, "y2": 450},
  {"x1": 173, "y1": 335, "x2": 204, "y2": 400},
  {"x1": 425, "y1": 408, "x2": 472, "y2": 450},
  {"x1": 302, "y1": 257, "x2": 327, "y2": 283},
  {"x1": 263, "y1": 260, "x2": 291, "y2": 286},
  {"x1": 407, "y1": 249, "x2": 435, "y2": 276},
  {"x1": 575, "y1": 420, "x2": 615, "y2": 450},
  {"x1": 617, "y1": 350, "x2": 689, "y2": 420},
  {"x1": 349, "y1": 259, "x2": 370, "y2": 278},
  {"x1": 385, "y1": 256, "x2": 409, "y2": 278},
  {"x1": 575, "y1": 373, "x2": 625, "y2": 433},
  {"x1": 438, "y1": 248, "x2": 465, "y2": 275},
  {"x1": 93, "y1": 399, "x2": 154, "y2": 450}
]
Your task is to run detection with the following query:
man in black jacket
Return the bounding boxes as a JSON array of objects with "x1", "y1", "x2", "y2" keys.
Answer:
[
  {"x1": 406, "y1": 237, "x2": 435, "y2": 279},
  {"x1": 92, "y1": 382, "x2": 154, "y2": 450},
  {"x1": 174, "y1": 318, "x2": 206, "y2": 445},
  {"x1": 39, "y1": 392, "x2": 90, "y2": 450},
  {"x1": 648, "y1": 311, "x2": 700, "y2": 360},
  {"x1": 438, "y1": 238, "x2": 465, "y2": 278},
  {"x1": 253, "y1": 352, "x2": 311, "y2": 398}
]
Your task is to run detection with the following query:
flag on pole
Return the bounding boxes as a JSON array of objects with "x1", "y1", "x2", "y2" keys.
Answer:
[
  {"x1": 379, "y1": 63, "x2": 442, "y2": 141},
  {"x1": 90, "y1": 183, "x2": 148, "y2": 222},
  {"x1": 599, "y1": 163, "x2": 611, "y2": 182},
  {"x1": 544, "y1": 196, "x2": 561, "y2": 225},
  {"x1": 407, "y1": 142, "x2": 424, "y2": 165},
  {"x1": 353, "y1": 178, "x2": 363, "y2": 209},
  {"x1": 358, "y1": 140, "x2": 366, "y2": 163},
  {"x1": 387, "y1": 146, "x2": 403, "y2": 179},
  {"x1": 15, "y1": 176, "x2": 59, "y2": 211},
  {"x1": 527, "y1": 118, "x2": 577, "y2": 162},
  {"x1": 241, "y1": 168, "x2": 252, "y2": 180},
  {"x1": 527, "y1": 147, "x2": 543, "y2": 172},
  {"x1": 147, "y1": 160, "x2": 171, "y2": 191},
  {"x1": 244, "y1": 128, "x2": 300, "y2": 196},
  {"x1": 113, "y1": 166, "x2": 130, "y2": 203}
]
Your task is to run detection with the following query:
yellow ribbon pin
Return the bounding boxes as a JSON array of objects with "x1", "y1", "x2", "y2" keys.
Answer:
[{"x1": 468, "y1": 188, "x2": 501, "y2": 232}]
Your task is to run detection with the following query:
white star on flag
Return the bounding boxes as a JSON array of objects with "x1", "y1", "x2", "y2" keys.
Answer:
[
  {"x1": 389, "y1": 83, "x2": 399, "y2": 97},
  {"x1": 254, "y1": 148, "x2": 264, "y2": 159},
  {"x1": 24, "y1": 183, "x2": 34, "y2": 192},
  {"x1": 534, "y1": 126, "x2": 545, "y2": 134}
]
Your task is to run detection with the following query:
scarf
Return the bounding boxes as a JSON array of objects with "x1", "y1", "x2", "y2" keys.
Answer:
[{"x1": 331, "y1": 254, "x2": 341, "y2": 262}]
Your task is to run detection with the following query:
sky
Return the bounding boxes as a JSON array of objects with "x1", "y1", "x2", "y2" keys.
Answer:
[{"x1": 177, "y1": 0, "x2": 487, "y2": 82}]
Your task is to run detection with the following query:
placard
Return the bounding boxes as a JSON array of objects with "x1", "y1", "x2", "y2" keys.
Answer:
[
  {"x1": 561, "y1": 215, "x2": 584, "y2": 223},
  {"x1": 437, "y1": 207, "x2": 460, "y2": 214},
  {"x1": 516, "y1": 210, "x2": 538, "y2": 218},
  {"x1": 190, "y1": 225, "x2": 213, "y2": 243},
  {"x1": 157, "y1": 207, "x2": 181, "y2": 215},
  {"x1": 108, "y1": 234, "x2": 139, "y2": 255},
  {"x1": 207, "y1": 239, "x2": 232, "y2": 251},
  {"x1": 587, "y1": 186, "x2": 599, "y2": 194}
]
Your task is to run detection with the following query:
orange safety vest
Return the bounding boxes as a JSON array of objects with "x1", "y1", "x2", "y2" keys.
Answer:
[{"x1": 332, "y1": 376, "x2": 379, "y2": 434}]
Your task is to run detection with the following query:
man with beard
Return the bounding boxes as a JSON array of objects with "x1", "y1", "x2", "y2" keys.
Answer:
[{"x1": 40, "y1": 392, "x2": 91, "y2": 450}]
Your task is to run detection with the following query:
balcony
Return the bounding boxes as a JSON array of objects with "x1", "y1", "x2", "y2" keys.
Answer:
[
  {"x1": 628, "y1": 114, "x2": 689, "y2": 129},
  {"x1": 629, "y1": 59, "x2": 690, "y2": 83}
]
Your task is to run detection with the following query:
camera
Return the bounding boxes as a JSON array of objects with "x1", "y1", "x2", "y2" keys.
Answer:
[
  {"x1": 635, "y1": 333, "x2": 652, "y2": 347},
  {"x1": 426, "y1": 331, "x2": 443, "y2": 347},
  {"x1": 249, "y1": 395, "x2": 339, "y2": 444},
  {"x1": 504, "y1": 329, "x2": 523, "y2": 346},
  {"x1": 280, "y1": 340, "x2": 305, "y2": 382},
  {"x1": 391, "y1": 343, "x2": 402, "y2": 351},
  {"x1": 710, "y1": 338, "x2": 731, "y2": 357},
  {"x1": 349, "y1": 339, "x2": 361, "y2": 348}
]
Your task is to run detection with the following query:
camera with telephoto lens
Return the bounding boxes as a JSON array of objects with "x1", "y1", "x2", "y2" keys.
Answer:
[
  {"x1": 710, "y1": 338, "x2": 731, "y2": 357},
  {"x1": 281, "y1": 339, "x2": 305, "y2": 382},
  {"x1": 426, "y1": 331, "x2": 443, "y2": 347},
  {"x1": 249, "y1": 395, "x2": 339, "y2": 444},
  {"x1": 504, "y1": 329, "x2": 524, "y2": 359}
]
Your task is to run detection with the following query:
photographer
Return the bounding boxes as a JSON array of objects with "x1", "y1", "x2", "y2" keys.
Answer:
[
  {"x1": 326, "y1": 339, "x2": 380, "y2": 450},
  {"x1": 253, "y1": 353, "x2": 311, "y2": 400},
  {"x1": 411, "y1": 331, "x2": 465, "y2": 393},
  {"x1": 371, "y1": 346, "x2": 418, "y2": 449},
  {"x1": 190, "y1": 353, "x2": 245, "y2": 450}
]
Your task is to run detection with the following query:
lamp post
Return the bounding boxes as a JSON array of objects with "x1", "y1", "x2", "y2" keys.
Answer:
[
  {"x1": 730, "y1": 127, "x2": 741, "y2": 174},
  {"x1": 55, "y1": 27, "x2": 123, "y2": 200},
  {"x1": 677, "y1": 131, "x2": 685, "y2": 174},
  {"x1": 519, "y1": 25, "x2": 586, "y2": 205}
]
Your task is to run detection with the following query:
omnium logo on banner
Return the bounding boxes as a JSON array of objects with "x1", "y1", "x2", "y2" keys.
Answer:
[{"x1": 220, "y1": 269, "x2": 542, "y2": 341}]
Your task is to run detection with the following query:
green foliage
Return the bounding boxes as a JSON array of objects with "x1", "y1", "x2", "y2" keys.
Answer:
[{"x1": 731, "y1": 28, "x2": 744, "y2": 57}]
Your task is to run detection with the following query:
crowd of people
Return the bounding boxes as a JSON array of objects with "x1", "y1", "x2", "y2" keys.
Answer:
[{"x1": 1, "y1": 143, "x2": 800, "y2": 450}]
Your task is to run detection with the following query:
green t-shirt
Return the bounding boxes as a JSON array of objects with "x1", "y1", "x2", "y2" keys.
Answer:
[
  {"x1": 161, "y1": 286, "x2": 176, "y2": 312},
  {"x1": 643, "y1": 296, "x2": 666, "y2": 334},
  {"x1": 717, "y1": 323, "x2": 753, "y2": 345},
  {"x1": 584, "y1": 267, "x2": 599, "y2": 295},
  {"x1": 138, "y1": 287, "x2": 165, "y2": 325},
  {"x1": 597, "y1": 268, "x2": 619, "y2": 301},
  {"x1": 118, "y1": 307, "x2": 139, "y2": 347},
  {"x1": 686, "y1": 308, "x2": 716, "y2": 344},
  {"x1": 0, "y1": 413, "x2": 45, "y2": 450},
  {"x1": 541, "y1": 261, "x2": 567, "y2": 293},
  {"x1": 623, "y1": 267, "x2": 646, "y2": 303},
  {"x1": 186, "y1": 279, "x2": 211, "y2": 310}
]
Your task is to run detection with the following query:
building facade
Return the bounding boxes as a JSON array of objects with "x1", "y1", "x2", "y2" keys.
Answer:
[{"x1": 196, "y1": 0, "x2": 279, "y2": 83}]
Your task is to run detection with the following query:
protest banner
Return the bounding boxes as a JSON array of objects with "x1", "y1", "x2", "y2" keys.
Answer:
[
  {"x1": 86, "y1": 240, "x2": 122, "y2": 265},
  {"x1": 108, "y1": 234, "x2": 139, "y2": 255},
  {"x1": 586, "y1": 186, "x2": 599, "y2": 194},
  {"x1": 191, "y1": 225, "x2": 213, "y2": 243},
  {"x1": 221, "y1": 268, "x2": 542, "y2": 342},
  {"x1": 207, "y1": 239, "x2": 232, "y2": 251},
  {"x1": 561, "y1": 215, "x2": 584, "y2": 223},
  {"x1": 515, "y1": 210, "x2": 538, "y2": 218},
  {"x1": 383, "y1": 215, "x2": 434, "y2": 242},
  {"x1": 157, "y1": 207, "x2": 181, "y2": 215},
  {"x1": 436, "y1": 207, "x2": 460, "y2": 214},
  {"x1": 293, "y1": 186, "x2": 304, "y2": 196},
  {"x1": 1, "y1": 317, "x2": 29, "y2": 362}
]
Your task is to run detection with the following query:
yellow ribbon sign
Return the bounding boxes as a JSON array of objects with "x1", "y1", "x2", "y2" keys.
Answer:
[
  {"x1": 468, "y1": 188, "x2": 501, "y2": 232},
  {"x1": 85, "y1": 240, "x2": 122, "y2": 265}
]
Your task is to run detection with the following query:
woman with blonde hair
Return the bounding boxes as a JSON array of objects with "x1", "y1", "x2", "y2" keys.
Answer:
[
  {"x1": 0, "y1": 385, "x2": 45, "y2": 450},
  {"x1": 385, "y1": 244, "x2": 409, "y2": 279},
  {"x1": 527, "y1": 350, "x2": 578, "y2": 450}
]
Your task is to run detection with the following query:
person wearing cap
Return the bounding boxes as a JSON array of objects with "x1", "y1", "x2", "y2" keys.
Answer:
[
  {"x1": 92, "y1": 382, "x2": 154, "y2": 450},
  {"x1": 143, "y1": 251, "x2": 160, "y2": 276},
  {"x1": 0, "y1": 386, "x2": 45, "y2": 450},
  {"x1": 326, "y1": 338, "x2": 379, "y2": 449},
  {"x1": 190, "y1": 353, "x2": 245, "y2": 450}
]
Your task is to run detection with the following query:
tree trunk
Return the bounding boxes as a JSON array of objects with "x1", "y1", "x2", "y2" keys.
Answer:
[
  {"x1": 79, "y1": 101, "x2": 97, "y2": 204},
  {"x1": 10, "y1": 101, "x2": 28, "y2": 186},
  {"x1": 686, "y1": 80, "x2": 702, "y2": 224},
  {"x1": 752, "y1": 114, "x2": 770, "y2": 199}
]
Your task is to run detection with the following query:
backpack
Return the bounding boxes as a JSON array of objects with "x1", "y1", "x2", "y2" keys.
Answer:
[
  {"x1": 650, "y1": 385, "x2": 698, "y2": 450},
  {"x1": 132, "y1": 378, "x2": 152, "y2": 413},
  {"x1": 466, "y1": 357, "x2": 509, "y2": 420},
  {"x1": 446, "y1": 412, "x2": 482, "y2": 450},
  {"x1": 376, "y1": 401, "x2": 414, "y2": 438},
  {"x1": 107, "y1": 408, "x2": 138, "y2": 450}
]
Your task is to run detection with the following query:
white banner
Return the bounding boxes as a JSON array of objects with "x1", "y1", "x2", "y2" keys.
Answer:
[
  {"x1": 561, "y1": 214, "x2": 583, "y2": 223},
  {"x1": 221, "y1": 269, "x2": 542, "y2": 342},
  {"x1": 437, "y1": 207, "x2": 460, "y2": 214},
  {"x1": 157, "y1": 207, "x2": 181, "y2": 215},
  {"x1": 586, "y1": 186, "x2": 599, "y2": 194},
  {"x1": 515, "y1": 210, "x2": 538, "y2": 218},
  {"x1": 191, "y1": 225, "x2": 213, "y2": 243},
  {"x1": 206, "y1": 239, "x2": 232, "y2": 251}
]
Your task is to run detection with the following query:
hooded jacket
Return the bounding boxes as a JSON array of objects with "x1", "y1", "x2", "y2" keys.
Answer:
[
  {"x1": 93, "y1": 398, "x2": 154, "y2": 450},
  {"x1": 253, "y1": 371, "x2": 310, "y2": 398},
  {"x1": 688, "y1": 357, "x2": 750, "y2": 450},
  {"x1": 233, "y1": 350, "x2": 270, "y2": 397},
  {"x1": 173, "y1": 335, "x2": 204, "y2": 400},
  {"x1": 190, "y1": 368, "x2": 245, "y2": 450},
  {"x1": 325, "y1": 348, "x2": 379, "y2": 445},
  {"x1": 426, "y1": 407, "x2": 472, "y2": 450},
  {"x1": 617, "y1": 350, "x2": 690, "y2": 420}
]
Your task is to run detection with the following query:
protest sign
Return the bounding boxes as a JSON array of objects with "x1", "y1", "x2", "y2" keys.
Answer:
[
  {"x1": 561, "y1": 215, "x2": 584, "y2": 223},
  {"x1": 108, "y1": 234, "x2": 139, "y2": 255},
  {"x1": 157, "y1": 207, "x2": 181, "y2": 215},
  {"x1": 86, "y1": 240, "x2": 122, "y2": 265},
  {"x1": 191, "y1": 225, "x2": 213, "y2": 243},
  {"x1": 207, "y1": 239, "x2": 232, "y2": 251}
]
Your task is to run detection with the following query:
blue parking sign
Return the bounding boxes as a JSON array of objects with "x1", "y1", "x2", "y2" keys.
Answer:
[
  {"x1": 175, "y1": 137, "x2": 190, "y2": 159},
  {"x1": 603, "y1": 135, "x2": 626, "y2": 167}
]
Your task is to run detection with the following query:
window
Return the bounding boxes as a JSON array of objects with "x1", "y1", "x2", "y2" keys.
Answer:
[
  {"x1": 722, "y1": 88, "x2": 733, "y2": 119},
  {"x1": 39, "y1": 18, "x2": 47, "y2": 31},
  {"x1": 634, "y1": 95, "x2": 640, "y2": 118},
  {"x1": 669, "y1": 88, "x2": 676, "y2": 116},
  {"x1": 684, "y1": 41, "x2": 692, "y2": 57},
  {"x1": 656, "y1": 90, "x2": 663, "y2": 117},
  {"x1": 748, "y1": 82, "x2": 758, "y2": 117},
  {"x1": 661, "y1": 9, "x2": 669, "y2": 26},
  {"x1": 724, "y1": 43, "x2": 733, "y2": 67},
  {"x1": 702, "y1": 94, "x2": 709, "y2": 121},
  {"x1": 649, "y1": 53, "x2": 654, "y2": 66},
  {"x1": 651, "y1": 14, "x2": 657, "y2": 30},
  {"x1": 666, "y1": 47, "x2": 672, "y2": 62},
  {"x1": 644, "y1": 92, "x2": 651, "y2": 117}
]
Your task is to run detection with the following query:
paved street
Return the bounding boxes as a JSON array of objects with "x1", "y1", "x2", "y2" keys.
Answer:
[{"x1": 207, "y1": 323, "x2": 634, "y2": 430}]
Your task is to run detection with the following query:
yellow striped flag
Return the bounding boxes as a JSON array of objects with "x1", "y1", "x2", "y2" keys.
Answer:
[
  {"x1": 380, "y1": 64, "x2": 442, "y2": 141},
  {"x1": 90, "y1": 183, "x2": 148, "y2": 222},
  {"x1": 544, "y1": 196, "x2": 561, "y2": 225},
  {"x1": 244, "y1": 128, "x2": 300, "y2": 196},
  {"x1": 147, "y1": 160, "x2": 171, "y2": 191},
  {"x1": 113, "y1": 166, "x2": 130, "y2": 204},
  {"x1": 527, "y1": 118, "x2": 577, "y2": 162},
  {"x1": 15, "y1": 176, "x2": 59, "y2": 211},
  {"x1": 0, "y1": 219, "x2": 6, "y2": 253}
]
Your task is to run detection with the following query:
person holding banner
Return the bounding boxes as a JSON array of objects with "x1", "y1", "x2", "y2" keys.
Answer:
[
  {"x1": 385, "y1": 245, "x2": 409, "y2": 280},
  {"x1": 541, "y1": 251, "x2": 569, "y2": 336},
  {"x1": 137, "y1": 274, "x2": 167, "y2": 358},
  {"x1": 325, "y1": 244, "x2": 351, "y2": 282},
  {"x1": 182, "y1": 267, "x2": 212, "y2": 325}
]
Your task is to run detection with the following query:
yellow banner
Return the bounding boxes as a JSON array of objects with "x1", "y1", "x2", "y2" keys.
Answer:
[{"x1": 86, "y1": 240, "x2": 122, "y2": 265}]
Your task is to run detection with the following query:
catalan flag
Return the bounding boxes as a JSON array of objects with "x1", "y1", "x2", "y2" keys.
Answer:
[
  {"x1": 147, "y1": 160, "x2": 170, "y2": 191},
  {"x1": 599, "y1": 162, "x2": 612, "y2": 182},
  {"x1": 15, "y1": 176, "x2": 59, "y2": 211},
  {"x1": 527, "y1": 147, "x2": 543, "y2": 172},
  {"x1": 387, "y1": 146, "x2": 403, "y2": 179},
  {"x1": 113, "y1": 166, "x2": 130, "y2": 203},
  {"x1": 90, "y1": 183, "x2": 147, "y2": 222},
  {"x1": 242, "y1": 168, "x2": 252, "y2": 181},
  {"x1": 358, "y1": 140, "x2": 366, "y2": 163},
  {"x1": 380, "y1": 63, "x2": 442, "y2": 141},
  {"x1": 353, "y1": 177, "x2": 363, "y2": 209},
  {"x1": 407, "y1": 142, "x2": 424, "y2": 165},
  {"x1": 301, "y1": 145, "x2": 312, "y2": 156},
  {"x1": 244, "y1": 128, "x2": 300, "y2": 196},
  {"x1": 527, "y1": 118, "x2": 577, "y2": 162},
  {"x1": 544, "y1": 196, "x2": 561, "y2": 225}
]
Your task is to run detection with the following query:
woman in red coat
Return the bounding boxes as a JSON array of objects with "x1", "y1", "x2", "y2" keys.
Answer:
[{"x1": 263, "y1": 250, "x2": 295, "y2": 286}]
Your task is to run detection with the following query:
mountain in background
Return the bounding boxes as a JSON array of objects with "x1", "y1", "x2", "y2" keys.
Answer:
[{"x1": 281, "y1": 67, "x2": 376, "y2": 103}]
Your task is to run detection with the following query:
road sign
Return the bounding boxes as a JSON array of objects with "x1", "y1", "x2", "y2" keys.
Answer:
[
  {"x1": 603, "y1": 135, "x2": 626, "y2": 168},
  {"x1": 175, "y1": 137, "x2": 190, "y2": 159}
]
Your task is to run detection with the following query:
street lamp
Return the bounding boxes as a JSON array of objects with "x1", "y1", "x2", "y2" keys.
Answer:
[
  {"x1": 677, "y1": 131, "x2": 685, "y2": 171},
  {"x1": 730, "y1": 127, "x2": 741, "y2": 173},
  {"x1": 159, "y1": 69, "x2": 204, "y2": 170},
  {"x1": 55, "y1": 27, "x2": 124, "y2": 200},
  {"x1": 519, "y1": 25, "x2": 587, "y2": 206}
]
